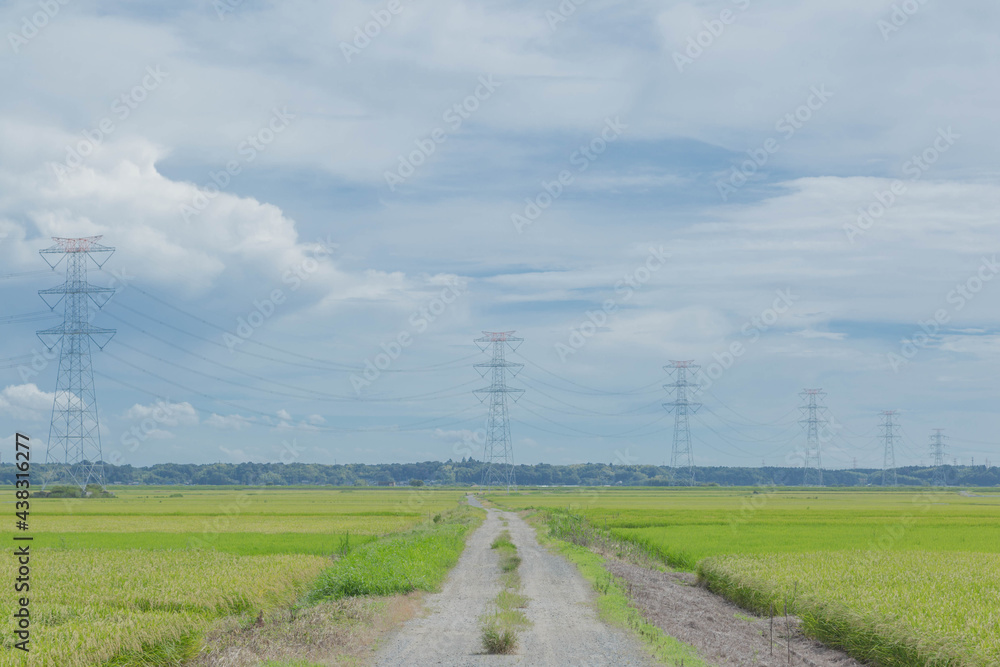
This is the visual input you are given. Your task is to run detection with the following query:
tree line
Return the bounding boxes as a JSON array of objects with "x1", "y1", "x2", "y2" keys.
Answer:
[{"x1": 2, "y1": 459, "x2": 998, "y2": 487}]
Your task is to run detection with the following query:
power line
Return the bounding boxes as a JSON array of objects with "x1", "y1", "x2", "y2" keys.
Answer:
[
  {"x1": 0, "y1": 311, "x2": 59, "y2": 326},
  {"x1": 0, "y1": 269, "x2": 54, "y2": 280},
  {"x1": 108, "y1": 277, "x2": 480, "y2": 374},
  {"x1": 94, "y1": 368, "x2": 486, "y2": 435},
  {"x1": 514, "y1": 400, "x2": 669, "y2": 438},
  {"x1": 700, "y1": 406, "x2": 800, "y2": 442},
  {"x1": 511, "y1": 350, "x2": 662, "y2": 395},
  {"x1": 105, "y1": 301, "x2": 477, "y2": 374},
  {"x1": 703, "y1": 388, "x2": 799, "y2": 427},
  {"x1": 516, "y1": 376, "x2": 661, "y2": 417}
]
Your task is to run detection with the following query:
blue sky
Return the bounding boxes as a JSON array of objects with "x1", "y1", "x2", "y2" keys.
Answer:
[{"x1": 1, "y1": 0, "x2": 999, "y2": 470}]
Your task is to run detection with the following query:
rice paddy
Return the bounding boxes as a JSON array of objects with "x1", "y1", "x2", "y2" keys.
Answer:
[
  {"x1": 0, "y1": 486, "x2": 469, "y2": 667},
  {"x1": 700, "y1": 551, "x2": 1000, "y2": 666},
  {"x1": 4, "y1": 484, "x2": 997, "y2": 666},
  {"x1": 490, "y1": 486, "x2": 1000, "y2": 666}
]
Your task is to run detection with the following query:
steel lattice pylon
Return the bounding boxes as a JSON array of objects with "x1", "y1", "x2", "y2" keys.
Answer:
[
  {"x1": 663, "y1": 361, "x2": 700, "y2": 486},
  {"x1": 880, "y1": 410, "x2": 899, "y2": 487},
  {"x1": 474, "y1": 331, "x2": 524, "y2": 493},
  {"x1": 37, "y1": 236, "x2": 116, "y2": 491},
  {"x1": 930, "y1": 428, "x2": 948, "y2": 486},
  {"x1": 799, "y1": 389, "x2": 827, "y2": 486}
]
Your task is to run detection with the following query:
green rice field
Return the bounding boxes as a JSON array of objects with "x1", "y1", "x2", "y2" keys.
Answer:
[
  {"x1": 490, "y1": 486, "x2": 1000, "y2": 666},
  {"x1": 0, "y1": 486, "x2": 470, "y2": 667}
]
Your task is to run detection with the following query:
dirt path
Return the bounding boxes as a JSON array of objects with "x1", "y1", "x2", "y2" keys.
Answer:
[
  {"x1": 373, "y1": 502, "x2": 653, "y2": 666},
  {"x1": 607, "y1": 561, "x2": 864, "y2": 667}
]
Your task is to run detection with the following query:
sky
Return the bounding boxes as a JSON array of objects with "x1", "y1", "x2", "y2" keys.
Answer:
[{"x1": 1, "y1": 0, "x2": 998, "y2": 471}]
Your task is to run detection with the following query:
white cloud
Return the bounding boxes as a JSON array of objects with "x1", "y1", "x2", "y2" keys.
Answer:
[
  {"x1": 219, "y1": 445, "x2": 247, "y2": 461},
  {"x1": 791, "y1": 330, "x2": 847, "y2": 341},
  {"x1": 205, "y1": 413, "x2": 254, "y2": 430},
  {"x1": 1, "y1": 1, "x2": 999, "y2": 467},
  {"x1": 0, "y1": 384, "x2": 55, "y2": 421},
  {"x1": 122, "y1": 400, "x2": 198, "y2": 427}
]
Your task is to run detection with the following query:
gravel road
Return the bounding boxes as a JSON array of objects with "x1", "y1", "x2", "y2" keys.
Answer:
[{"x1": 373, "y1": 501, "x2": 653, "y2": 666}]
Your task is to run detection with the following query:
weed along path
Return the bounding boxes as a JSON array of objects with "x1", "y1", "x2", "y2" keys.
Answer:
[{"x1": 374, "y1": 504, "x2": 653, "y2": 666}]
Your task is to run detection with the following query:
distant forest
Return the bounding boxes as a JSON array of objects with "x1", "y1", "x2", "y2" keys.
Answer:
[{"x1": 3, "y1": 459, "x2": 999, "y2": 487}]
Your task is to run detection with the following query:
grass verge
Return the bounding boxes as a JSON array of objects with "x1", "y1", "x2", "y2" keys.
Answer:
[
  {"x1": 194, "y1": 504, "x2": 484, "y2": 665},
  {"x1": 533, "y1": 512, "x2": 707, "y2": 667},
  {"x1": 308, "y1": 505, "x2": 482, "y2": 601}
]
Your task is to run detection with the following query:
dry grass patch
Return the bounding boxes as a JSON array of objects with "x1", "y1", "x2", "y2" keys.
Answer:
[{"x1": 192, "y1": 594, "x2": 423, "y2": 666}]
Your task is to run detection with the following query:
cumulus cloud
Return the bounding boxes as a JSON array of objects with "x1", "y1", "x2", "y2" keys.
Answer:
[
  {"x1": 122, "y1": 400, "x2": 198, "y2": 427},
  {"x1": 1, "y1": 1, "x2": 999, "y2": 468},
  {"x1": 792, "y1": 330, "x2": 848, "y2": 341},
  {"x1": 0, "y1": 384, "x2": 55, "y2": 421},
  {"x1": 205, "y1": 413, "x2": 255, "y2": 430}
]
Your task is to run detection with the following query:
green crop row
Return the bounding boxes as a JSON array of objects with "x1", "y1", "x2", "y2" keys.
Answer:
[{"x1": 699, "y1": 551, "x2": 999, "y2": 666}]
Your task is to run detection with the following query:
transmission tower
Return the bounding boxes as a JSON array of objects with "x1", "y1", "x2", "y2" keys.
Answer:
[
  {"x1": 879, "y1": 410, "x2": 899, "y2": 487},
  {"x1": 799, "y1": 389, "x2": 827, "y2": 486},
  {"x1": 930, "y1": 428, "x2": 948, "y2": 486},
  {"x1": 663, "y1": 361, "x2": 701, "y2": 486},
  {"x1": 474, "y1": 331, "x2": 524, "y2": 493},
  {"x1": 37, "y1": 237, "x2": 116, "y2": 492}
]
